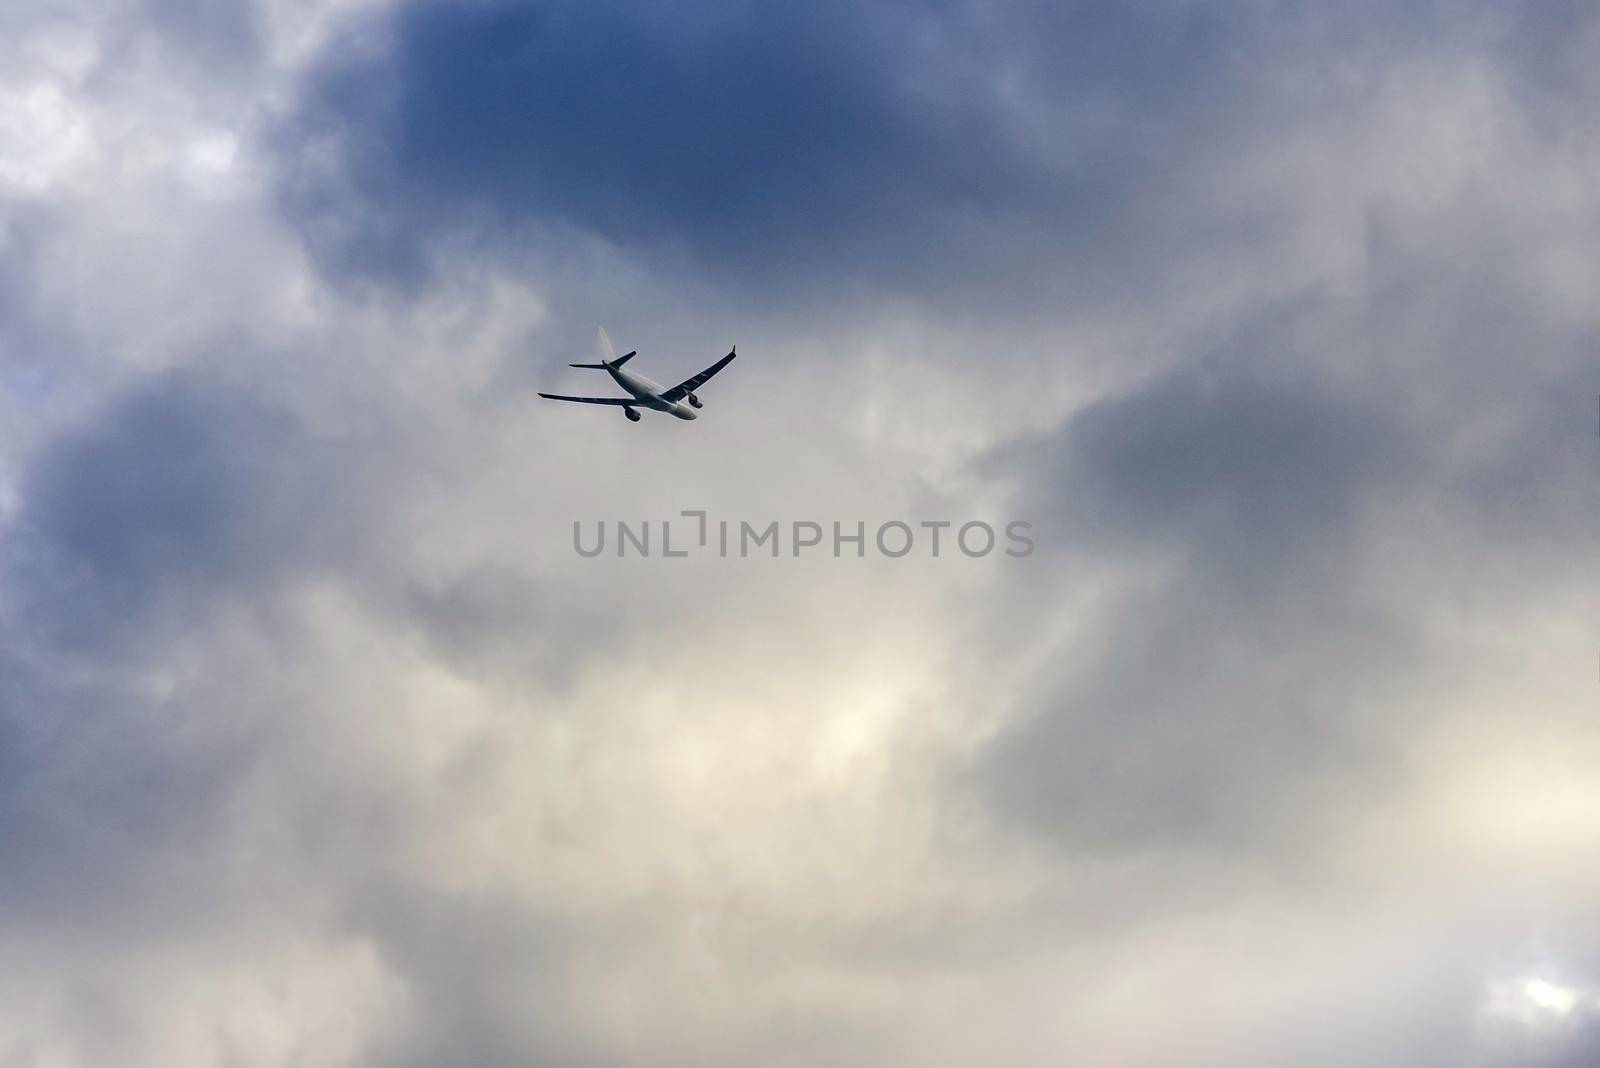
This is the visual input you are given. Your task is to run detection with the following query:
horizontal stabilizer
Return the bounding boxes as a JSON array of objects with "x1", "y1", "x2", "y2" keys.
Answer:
[{"x1": 570, "y1": 350, "x2": 634, "y2": 369}]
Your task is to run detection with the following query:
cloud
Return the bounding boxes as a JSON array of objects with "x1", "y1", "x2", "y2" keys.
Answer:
[
  {"x1": 2, "y1": 0, "x2": 1600, "y2": 1065},
  {"x1": 274, "y1": 0, "x2": 1319, "y2": 299},
  {"x1": 978, "y1": 342, "x2": 1421, "y2": 854},
  {"x1": 279, "y1": 0, "x2": 1007, "y2": 288}
]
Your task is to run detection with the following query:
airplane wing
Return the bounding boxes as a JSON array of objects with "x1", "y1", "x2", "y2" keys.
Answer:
[
  {"x1": 660, "y1": 348, "x2": 736, "y2": 403},
  {"x1": 538, "y1": 393, "x2": 637, "y2": 405}
]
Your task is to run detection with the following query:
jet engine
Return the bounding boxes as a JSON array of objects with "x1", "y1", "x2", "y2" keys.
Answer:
[
  {"x1": 624, "y1": 407, "x2": 641, "y2": 422},
  {"x1": 688, "y1": 394, "x2": 702, "y2": 408}
]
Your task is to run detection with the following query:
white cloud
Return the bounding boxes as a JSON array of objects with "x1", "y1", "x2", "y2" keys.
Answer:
[{"x1": 0, "y1": 83, "x2": 94, "y2": 193}]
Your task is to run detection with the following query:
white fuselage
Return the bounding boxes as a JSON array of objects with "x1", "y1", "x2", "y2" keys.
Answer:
[{"x1": 610, "y1": 364, "x2": 698, "y2": 419}]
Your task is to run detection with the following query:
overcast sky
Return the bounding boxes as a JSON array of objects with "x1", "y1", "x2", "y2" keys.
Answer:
[{"x1": 1, "y1": 1, "x2": 1598, "y2": 1065}]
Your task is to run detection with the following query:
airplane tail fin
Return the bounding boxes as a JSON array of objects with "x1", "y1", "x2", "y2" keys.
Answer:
[{"x1": 595, "y1": 326, "x2": 637, "y2": 368}]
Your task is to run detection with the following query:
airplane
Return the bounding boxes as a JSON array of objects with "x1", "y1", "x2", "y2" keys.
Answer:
[{"x1": 539, "y1": 328, "x2": 737, "y2": 422}]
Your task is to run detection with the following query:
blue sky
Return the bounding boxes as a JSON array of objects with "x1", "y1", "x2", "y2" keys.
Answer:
[{"x1": 1, "y1": 1, "x2": 1598, "y2": 1064}]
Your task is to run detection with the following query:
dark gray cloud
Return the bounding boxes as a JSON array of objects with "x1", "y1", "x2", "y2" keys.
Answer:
[
  {"x1": 273, "y1": 0, "x2": 1322, "y2": 297},
  {"x1": 974, "y1": 330, "x2": 1419, "y2": 851},
  {"x1": 273, "y1": 0, "x2": 1595, "y2": 322},
  {"x1": 12, "y1": 371, "x2": 341, "y2": 654},
  {"x1": 137, "y1": 0, "x2": 261, "y2": 64},
  {"x1": 962, "y1": 87, "x2": 1600, "y2": 857},
  {"x1": 348, "y1": 884, "x2": 588, "y2": 1068},
  {"x1": 0, "y1": 370, "x2": 342, "y2": 937},
  {"x1": 279, "y1": 0, "x2": 1016, "y2": 288}
]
